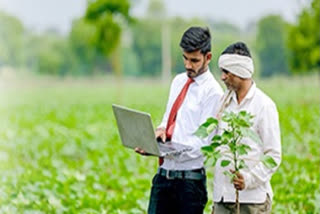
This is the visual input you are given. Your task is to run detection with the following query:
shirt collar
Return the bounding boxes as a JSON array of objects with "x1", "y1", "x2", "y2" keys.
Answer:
[
  {"x1": 231, "y1": 81, "x2": 256, "y2": 104},
  {"x1": 192, "y1": 68, "x2": 211, "y2": 85}
]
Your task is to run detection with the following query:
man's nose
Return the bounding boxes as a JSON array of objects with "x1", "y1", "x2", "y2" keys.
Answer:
[
  {"x1": 221, "y1": 72, "x2": 227, "y2": 80},
  {"x1": 185, "y1": 61, "x2": 192, "y2": 70}
]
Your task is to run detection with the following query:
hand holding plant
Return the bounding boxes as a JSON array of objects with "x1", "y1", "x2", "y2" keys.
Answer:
[{"x1": 195, "y1": 111, "x2": 277, "y2": 214}]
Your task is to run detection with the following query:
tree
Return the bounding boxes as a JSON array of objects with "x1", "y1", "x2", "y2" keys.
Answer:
[
  {"x1": 0, "y1": 11, "x2": 24, "y2": 67},
  {"x1": 84, "y1": 0, "x2": 132, "y2": 75},
  {"x1": 131, "y1": 19, "x2": 162, "y2": 76},
  {"x1": 35, "y1": 32, "x2": 73, "y2": 75},
  {"x1": 256, "y1": 15, "x2": 289, "y2": 77},
  {"x1": 287, "y1": 0, "x2": 320, "y2": 73},
  {"x1": 69, "y1": 18, "x2": 102, "y2": 75}
]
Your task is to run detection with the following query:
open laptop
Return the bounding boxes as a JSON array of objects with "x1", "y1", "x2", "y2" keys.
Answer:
[{"x1": 112, "y1": 104, "x2": 192, "y2": 157}]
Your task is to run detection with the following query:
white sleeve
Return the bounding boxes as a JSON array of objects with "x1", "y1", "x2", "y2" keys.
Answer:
[
  {"x1": 177, "y1": 90, "x2": 223, "y2": 162},
  {"x1": 241, "y1": 103, "x2": 282, "y2": 189}
]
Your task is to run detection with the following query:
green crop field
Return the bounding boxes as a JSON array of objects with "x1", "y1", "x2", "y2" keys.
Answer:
[{"x1": 0, "y1": 75, "x2": 319, "y2": 214}]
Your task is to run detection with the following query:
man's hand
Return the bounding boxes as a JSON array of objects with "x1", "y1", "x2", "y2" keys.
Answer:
[
  {"x1": 155, "y1": 127, "x2": 166, "y2": 143},
  {"x1": 135, "y1": 147, "x2": 151, "y2": 156},
  {"x1": 231, "y1": 170, "x2": 245, "y2": 191}
]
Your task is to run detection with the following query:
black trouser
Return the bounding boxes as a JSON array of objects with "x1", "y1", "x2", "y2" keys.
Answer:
[{"x1": 148, "y1": 169, "x2": 208, "y2": 214}]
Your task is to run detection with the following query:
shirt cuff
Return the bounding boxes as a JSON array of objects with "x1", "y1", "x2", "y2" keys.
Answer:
[
  {"x1": 158, "y1": 123, "x2": 166, "y2": 130},
  {"x1": 240, "y1": 170, "x2": 253, "y2": 190},
  {"x1": 156, "y1": 126, "x2": 165, "y2": 131}
]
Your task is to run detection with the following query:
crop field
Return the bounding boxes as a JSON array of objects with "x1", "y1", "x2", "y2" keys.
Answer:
[{"x1": 0, "y1": 75, "x2": 319, "y2": 213}]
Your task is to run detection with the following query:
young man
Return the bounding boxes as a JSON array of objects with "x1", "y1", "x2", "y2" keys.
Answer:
[
  {"x1": 213, "y1": 42, "x2": 282, "y2": 214},
  {"x1": 135, "y1": 26, "x2": 223, "y2": 213}
]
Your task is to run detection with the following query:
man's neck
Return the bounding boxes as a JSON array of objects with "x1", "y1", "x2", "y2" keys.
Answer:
[
  {"x1": 236, "y1": 79, "x2": 253, "y2": 104},
  {"x1": 199, "y1": 66, "x2": 209, "y2": 76}
]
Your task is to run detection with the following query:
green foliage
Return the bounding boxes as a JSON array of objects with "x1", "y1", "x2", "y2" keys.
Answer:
[
  {"x1": 36, "y1": 33, "x2": 73, "y2": 75},
  {"x1": 197, "y1": 111, "x2": 275, "y2": 177},
  {"x1": 0, "y1": 9, "x2": 253, "y2": 77},
  {"x1": 131, "y1": 19, "x2": 162, "y2": 76},
  {"x1": 0, "y1": 11, "x2": 24, "y2": 67},
  {"x1": 262, "y1": 155, "x2": 278, "y2": 168},
  {"x1": 69, "y1": 18, "x2": 106, "y2": 75},
  {"x1": 287, "y1": 0, "x2": 320, "y2": 73},
  {"x1": 256, "y1": 15, "x2": 289, "y2": 77},
  {"x1": 85, "y1": 0, "x2": 131, "y2": 57},
  {"x1": 0, "y1": 76, "x2": 319, "y2": 213},
  {"x1": 194, "y1": 117, "x2": 218, "y2": 138}
]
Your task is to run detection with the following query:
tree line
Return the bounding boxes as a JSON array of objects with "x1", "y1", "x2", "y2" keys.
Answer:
[{"x1": 0, "y1": 0, "x2": 318, "y2": 78}]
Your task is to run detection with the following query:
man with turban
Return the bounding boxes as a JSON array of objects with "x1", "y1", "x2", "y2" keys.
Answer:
[{"x1": 212, "y1": 42, "x2": 282, "y2": 214}]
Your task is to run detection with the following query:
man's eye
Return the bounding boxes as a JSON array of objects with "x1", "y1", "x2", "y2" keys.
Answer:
[{"x1": 222, "y1": 69, "x2": 229, "y2": 74}]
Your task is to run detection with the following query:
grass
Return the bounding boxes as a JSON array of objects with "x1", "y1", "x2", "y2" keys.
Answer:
[{"x1": 0, "y1": 75, "x2": 319, "y2": 213}]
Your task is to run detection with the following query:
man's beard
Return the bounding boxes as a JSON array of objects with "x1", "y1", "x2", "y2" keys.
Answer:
[{"x1": 186, "y1": 62, "x2": 206, "y2": 78}]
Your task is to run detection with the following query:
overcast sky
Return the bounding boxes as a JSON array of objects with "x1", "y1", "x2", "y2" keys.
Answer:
[{"x1": 0, "y1": 0, "x2": 310, "y2": 34}]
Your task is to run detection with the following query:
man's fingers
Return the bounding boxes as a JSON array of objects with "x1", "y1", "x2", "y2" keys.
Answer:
[
  {"x1": 135, "y1": 147, "x2": 146, "y2": 155},
  {"x1": 135, "y1": 147, "x2": 152, "y2": 156},
  {"x1": 233, "y1": 180, "x2": 242, "y2": 186},
  {"x1": 230, "y1": 169, "x2": 244, "y2": 180},
  {"x1": 161, "y1": 134, "x2": 166, "y2": 142},
  {"x1": 236, "y1": 172, "x2": 244, "y2": 179},
  {"x1": 229, "y1": 170, "x2": 245, "y2": 190}
]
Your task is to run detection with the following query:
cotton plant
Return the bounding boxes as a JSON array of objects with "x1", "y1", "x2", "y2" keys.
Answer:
[{"x1": 195, "y1": 110, "x2": 277, "y2": 214}]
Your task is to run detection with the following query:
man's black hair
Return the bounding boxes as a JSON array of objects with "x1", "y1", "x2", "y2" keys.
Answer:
[
  {"x1": 221, "y1": 42, "x2": 252, "y2": 57},
  {"x1": 180, "y1": 26, "x2": 211, "y2": 54}
]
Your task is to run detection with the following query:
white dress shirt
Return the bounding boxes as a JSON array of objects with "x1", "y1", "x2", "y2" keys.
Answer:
[
  {"x1": 158, "y1": 70, "x2": 223, "y2": 170},
  {"x1": 213, "y1": 82, "x2": 281, "y2": 203}
]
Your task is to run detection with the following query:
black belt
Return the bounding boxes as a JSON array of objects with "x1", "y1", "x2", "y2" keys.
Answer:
[{"x1": 157, "y1": 168, "x2": 206, "y2": 180}]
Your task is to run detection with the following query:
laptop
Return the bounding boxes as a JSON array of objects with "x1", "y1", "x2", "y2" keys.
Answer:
[{"x1": 112, "y1": 104, "x2": 192, "y2": 157}]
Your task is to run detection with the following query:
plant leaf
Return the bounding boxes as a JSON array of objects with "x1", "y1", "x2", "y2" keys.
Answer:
[
  {"x1": 241, "y1": 127, "x2": 263, "y2": 145},
  {"x1": 194, "y1": 117, "x2": 218, "y2": 138},
  {"x1": 261, "y1": 155, "x2": 278, "y2": 168},
  {"x1": 221, "y1": 159, "x2": 231, "y2": 167},
  {"x1": 237, "y1": 144, "x2": 251, "y2": 155},
  {"x1": 212, "y1": 135, "x2": 222, "y2": 142},
  {"x1": 201, "y1": 145, "x2": 213, "y2": 153},
  {"x1": 223, "y1": 170, "x2": 237, "y2": 182},
  {"x1": 194, "y1": 126, "x2": 208, "y2": 138},
  {"x1": 204, "y1": 157, "x2": 217, "y2": 167},
  {"x1": 210, "y1": 142, "x2": 221, "y2": 149},
  {"x1": 222, "y1": 130, "x2": 233, "y2": 141},
  {"x1": 238, "y1": 159, "x2": 247, "y2": 169}
]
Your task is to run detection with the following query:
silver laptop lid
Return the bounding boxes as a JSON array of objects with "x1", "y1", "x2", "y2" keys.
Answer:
[{"x1": 112, "y1": 104, "x2": 161, "y2": 156}]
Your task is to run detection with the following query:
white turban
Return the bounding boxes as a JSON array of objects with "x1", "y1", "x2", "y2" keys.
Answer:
[{"x1": 218, "y1": 54, "x2": 254, "y2": 78}]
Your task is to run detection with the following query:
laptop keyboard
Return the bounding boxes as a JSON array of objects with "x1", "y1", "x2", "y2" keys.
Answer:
[
  {"x1": 158, "y1": 143, "x2": 176, "y2": 152},
  {"x1": 158, "y1": 142, "x2": 192, "y2": 155}
]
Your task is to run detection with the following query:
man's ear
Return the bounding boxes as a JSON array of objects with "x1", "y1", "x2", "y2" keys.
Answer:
[{"x1": 206, "y1": 52, "x2": 212, "y2": 61}]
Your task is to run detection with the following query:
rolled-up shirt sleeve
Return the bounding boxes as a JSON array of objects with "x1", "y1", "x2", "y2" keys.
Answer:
[
  {"x1": 175, "y1": 91, "x2": 223, "y2": 163},
  {"x1": 241, "y1": 102, "x2": 282, "y2": 190}
]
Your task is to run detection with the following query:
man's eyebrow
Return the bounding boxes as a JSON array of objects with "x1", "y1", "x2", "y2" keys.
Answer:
[
  {"x1": 221, "y1": 68, "x2": 230, "y2": 73},
  {"x1": 183, "y1": 54, "x2": 201, "y2": 61}
]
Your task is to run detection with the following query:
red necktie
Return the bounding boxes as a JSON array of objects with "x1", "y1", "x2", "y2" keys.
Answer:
[{"x1": 159, "y1": 77, "x2": 194, "y2": 165}]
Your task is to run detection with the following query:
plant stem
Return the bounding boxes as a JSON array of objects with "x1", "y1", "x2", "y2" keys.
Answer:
[
  {"x1": 236, "y1": 189, "x2": 240, "y2": 214},
  {"x1": 232, "y1": 124, "x2": 240, "y2": 214}
]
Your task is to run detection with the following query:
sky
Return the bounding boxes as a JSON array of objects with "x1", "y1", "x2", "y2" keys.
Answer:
[{"x1": 0, "y1": 0, "x2": 311, "y2": 34}]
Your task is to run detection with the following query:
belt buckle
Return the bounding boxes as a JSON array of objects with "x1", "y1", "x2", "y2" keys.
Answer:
[{"x1": 166, "y1": 170, "x2": 174, "y2": 180}]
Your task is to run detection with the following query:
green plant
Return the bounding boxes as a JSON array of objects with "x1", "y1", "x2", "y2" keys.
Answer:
[{"x1": 195, "y1": 111, "x2": 277, "y2": 214}]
